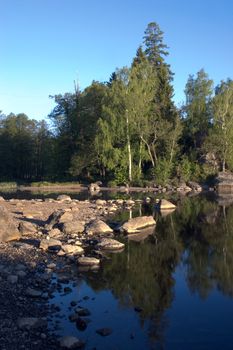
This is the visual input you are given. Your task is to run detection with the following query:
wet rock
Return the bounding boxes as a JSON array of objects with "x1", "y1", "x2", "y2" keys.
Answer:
[
  {"x1": 97, "y1": 238, "x2": 124, "y2": 251},
  {"x1": 85, "y1": 219, "x2": 113, "y2": 235},
  {"x1": 0, "y1": 205, "x2": 21, "y2": 242},
  {"x1": 76, "y1": 308, "x2": 91, "y2": 317},
  {"x1": 60, "y1": 335, "x2": 85, "y2": 349},
  {"x1": 76, "y1": 317, "x2": 88, "y2": 331},
  {"x1": 61, "y1": 221, "x2": 85, "y2": 235},
  {"x1": 121, "y1": 216, "x2": 156, "y2": 233},
  {"x1": 77, "y1": 256, "x2": 100, "y2": 266},
  {"x1": 96, "y1": 328, "x2": 112, "y2": 336}
]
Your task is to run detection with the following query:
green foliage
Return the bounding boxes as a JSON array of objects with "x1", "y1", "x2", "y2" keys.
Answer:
[{"x1": 153, "y1": 158, "x2": 172, "y2": 185}]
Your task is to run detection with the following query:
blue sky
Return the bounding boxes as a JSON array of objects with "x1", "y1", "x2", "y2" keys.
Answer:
[{"x1": 0, "y1": 0, "x2": 232, "y2": 120}]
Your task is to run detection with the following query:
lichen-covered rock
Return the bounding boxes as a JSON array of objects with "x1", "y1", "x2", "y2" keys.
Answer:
[
  {"x1": 0, "y1": 205, "x2": 21, "y2": 242},
  {"x1": 121, "y1": 216, "x2": 156, "y2": 233}
]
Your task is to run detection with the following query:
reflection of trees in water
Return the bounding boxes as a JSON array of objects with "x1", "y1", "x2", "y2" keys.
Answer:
[
  {"x1": 178, "y1": 196, "x2": 233, "y2": 298},
  {"x1": 86, "y1": 195, "x2": 233, "y2": 346},
  {"x1": 87, "y1": 213, "x2": 183, "y2": 347}
]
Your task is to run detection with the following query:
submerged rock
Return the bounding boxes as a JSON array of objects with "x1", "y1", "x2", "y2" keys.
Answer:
[
  {"x1": 121, "y1": 216, "x2": 156, "y2": 234},
  {"x1": 0, "y1": 205, "x2": 21, "y2": 242}
]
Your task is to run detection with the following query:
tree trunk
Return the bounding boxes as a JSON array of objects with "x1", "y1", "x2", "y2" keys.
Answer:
[{"x1": 126, "y1": 111, "x2": 132, "y2": 182}]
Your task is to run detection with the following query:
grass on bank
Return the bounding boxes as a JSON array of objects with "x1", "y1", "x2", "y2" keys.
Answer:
[
  {"x1": 0, "y1": 182, "x2": 18, "y2": 189},
  {"x1": 28, "y1": 181, "x2": 81, "y2": 187}
]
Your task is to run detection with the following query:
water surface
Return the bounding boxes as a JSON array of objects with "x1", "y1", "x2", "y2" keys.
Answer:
[{"x1": 45, "y1": 194, "x2": 233, "y2": 349}]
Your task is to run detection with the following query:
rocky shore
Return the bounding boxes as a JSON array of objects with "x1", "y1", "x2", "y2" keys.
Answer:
[{"x1": 0, "y1": 195, "x2": 159, "y2": 349}]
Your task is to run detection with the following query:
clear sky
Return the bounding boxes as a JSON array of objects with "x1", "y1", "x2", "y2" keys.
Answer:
[{"x1": 0, "y1": 0, "x2": 232, "y2": 120}]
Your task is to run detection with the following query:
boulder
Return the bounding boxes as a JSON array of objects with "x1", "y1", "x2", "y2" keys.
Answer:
[
  {"x1": 0, "y1": 205, "x2": 21, "y2": 242},
  {"x1": 58, "y1": 211, "x2": 74, "y2": 224},
  {"x1": 85, "y1": 220, "x2": 113, "y2": 236},
  {"x1": 121, "y1": 216, "x2": 156, "y2": 234},
  {"x1": 57, "y1": 195, "x2": 72, "y2": 202},
  {"x1": 61, "y1": 221, "x2": 85, "y2": 235},
  {"x1": 156, "y1": 199, "x2": 176, "y2": 210},
  {"x1": 95, "y1": 199, "x2": 107, "y2": 206},
  {"x1": 39, "y1": 238, "x2": 62, "y2": 251},
  {"x1": 88, "y1": 183, "x2": 100, "y2": 192},
  {"x1": 62, "y1": 244, "x2": 84, "y2": 255},
  {"x1": 97, "y1": 238, "x2": 124, "y2": 251},
  {"x1": 18, "y1": 221, "x2": 38, "y2": 235},
  {"x1": 78, "y1": 256, "x2": 100, "y2": 266},
  {"x1": 45, "y1": 209, "x2": 65, "y2": 229}
]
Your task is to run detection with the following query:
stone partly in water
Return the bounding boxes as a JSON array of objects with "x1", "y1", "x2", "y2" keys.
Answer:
[
  {"x1": 77, "y1": 256, "x2": 100, "y2": 266},
  {"x1": 121, "y1": 216, "x2": 156, "y2": 234},
  {"x1": 97, "y1": 238, "x2": 125, "y2": 251},
  {"x1": 0, "y1": 205, "x2": 21, "y2": 242},
  {"x1": 85, "y1": 219, "x2": 113, "y2": 236},
  {"x1": 156, "y1": 199, "x2": 176, "y2": 210}
]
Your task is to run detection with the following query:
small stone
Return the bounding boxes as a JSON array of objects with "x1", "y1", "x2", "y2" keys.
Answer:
[
  {"x1": 60, "y1": 335, "x2": 85, "y2": 349},
  {"x1": 7, "y1": 275, "x2": 18, "y2": 284},
  {"x1": 96, "y1": 328, "x2": 112, "y2": 336}
]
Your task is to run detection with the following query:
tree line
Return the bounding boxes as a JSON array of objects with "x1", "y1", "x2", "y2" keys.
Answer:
[{"x1": 1, "y1": 22, "x2": 232, "y2": 185}]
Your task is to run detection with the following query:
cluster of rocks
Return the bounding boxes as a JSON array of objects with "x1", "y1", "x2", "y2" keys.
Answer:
[{"x1": 0, "y1": 193, "x2": 166, "y2": 348}]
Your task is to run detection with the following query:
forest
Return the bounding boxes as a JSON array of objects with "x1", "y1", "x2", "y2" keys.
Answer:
[{"x1": 1, "y1": 22, "x2": 233, "y2": 186}]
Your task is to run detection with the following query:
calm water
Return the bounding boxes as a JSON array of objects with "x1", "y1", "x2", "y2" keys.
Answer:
[
  {"x1": 3, "y1": 189, "x2": 233, "y2": 349},
  {"x1": 46, "y1": 193, "x2": 233, "y2": 349}
]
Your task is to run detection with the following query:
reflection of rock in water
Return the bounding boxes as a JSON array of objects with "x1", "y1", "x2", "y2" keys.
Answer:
[
  {"x1": 160, "y1": 208, "x2": 176, "y2": 218},
  {"x1": 217, "y1": 195, "x2": 233, "y2": 207},
  {"x1": 128, "y1": 226, "x2": 156, "y2": 242}
]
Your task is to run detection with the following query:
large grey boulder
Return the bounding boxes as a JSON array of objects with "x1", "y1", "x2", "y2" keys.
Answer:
[
  {"x1": 121, "y1": 216, "x2": 156, "y2": 234},
  {"x1": 85, "y1": 220, "x2": 113, "y2": 236},
  {"x1": 60, "y1": 336, "x2": 85, "y2": 349},
  {"x1": 0, "y1": 205, "x2": 21, "y2": 242}
]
